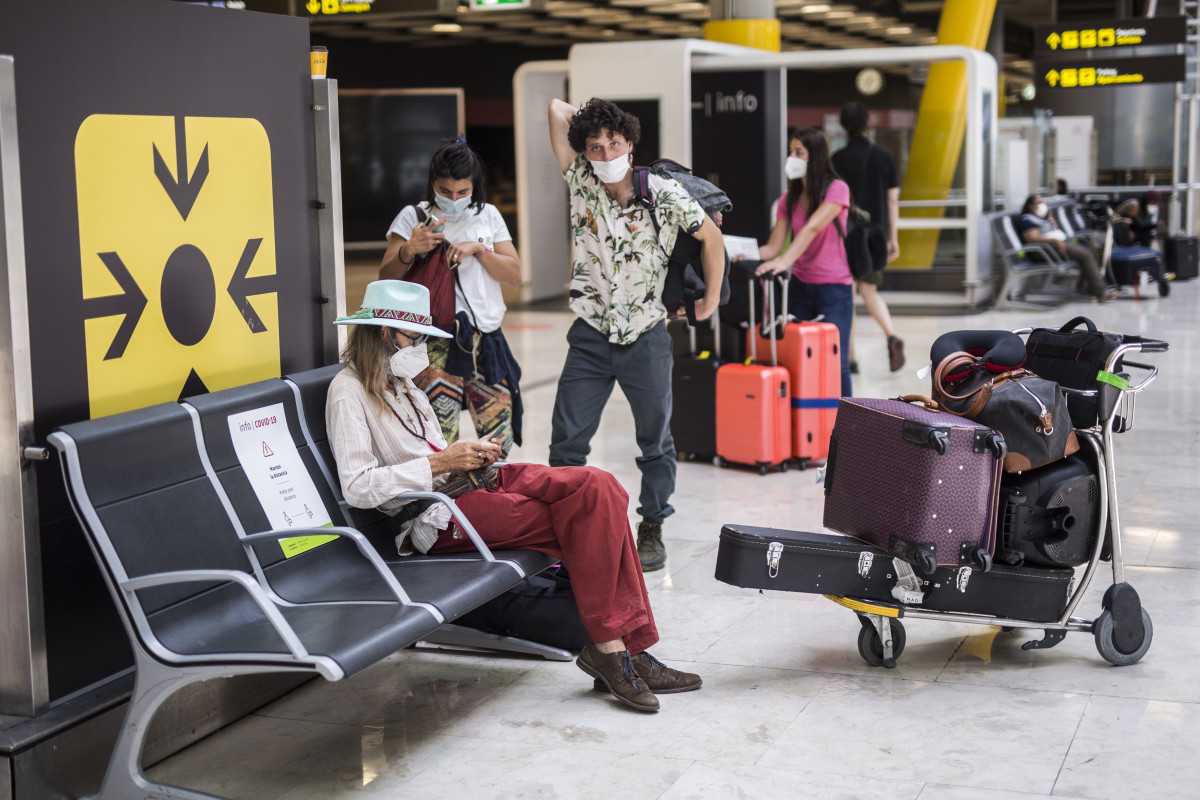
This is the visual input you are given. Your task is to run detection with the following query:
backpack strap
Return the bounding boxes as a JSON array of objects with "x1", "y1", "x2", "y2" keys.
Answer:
[{"x1": 631, "y1": 165, "x2": 663, "y2": 238}]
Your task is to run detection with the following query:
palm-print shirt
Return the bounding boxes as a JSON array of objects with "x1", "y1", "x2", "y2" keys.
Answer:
[{"x1": 564, "y1": 155, "x2": 706, "y2": 345}]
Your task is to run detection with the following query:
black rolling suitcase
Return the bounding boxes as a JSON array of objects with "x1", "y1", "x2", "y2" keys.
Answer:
[
  {"x1": 668, "y1": 317, "x2": 746, "y2": 364},
  {"x1": 1164, "y1": 235, "x2": 1198, "y2": 280},
  {"x1": 1110, "y1": 245, "x2": 1165, "y2": 291},
  {"x1": 670, "y1": 316, "x2": 721, "y2": 459},
  {"x1": 715, "y1": 524, "x2": 1074, "y2": 623}
]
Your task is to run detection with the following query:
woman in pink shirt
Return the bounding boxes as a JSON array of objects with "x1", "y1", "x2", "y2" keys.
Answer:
[{"x1": 755, "y1": 128, "x2": 854, "y2": 396}]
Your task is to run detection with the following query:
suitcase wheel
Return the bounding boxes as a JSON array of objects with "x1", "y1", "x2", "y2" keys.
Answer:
[
  {"x1": 758, "y1": 462, "x2": 768, "y2": 475},
  {"x1": 716, "y1": 456, "x2": 728, "y2": 468},
  {"x1": 857, "y1": 616, "x2": 906, "y2": 669},
  {"x1": 780, "y1": 460, "x2": 789, "y2": 473}
]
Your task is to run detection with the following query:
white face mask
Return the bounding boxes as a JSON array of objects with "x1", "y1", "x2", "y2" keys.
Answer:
[
  {"x1": 434, "y1": 193, "x2": 472, "y2": 215},
  {"x1": 1147, "y1": 204, "x2": 1159, "y2": 217},
  {"x1": 1035, "y1": 202, "x2": 1049, "y2": 218},
  {"x1": 589, "y1": 153, "x2": 631, "y2": 184},
  {"x1": 389, "y1": 341, "x2": 429, "y2": 380},
  {"x1": 785, "y1": 156, "x2": 807, "y2": 180}
]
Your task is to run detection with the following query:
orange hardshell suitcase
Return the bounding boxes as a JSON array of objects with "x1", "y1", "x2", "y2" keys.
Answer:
[
  {"x1": 747, "y1": 276, "x2": 839, "y2": 464},
  {"x1": 717, "y1": 276, "x2": 791, "y2": 474}
]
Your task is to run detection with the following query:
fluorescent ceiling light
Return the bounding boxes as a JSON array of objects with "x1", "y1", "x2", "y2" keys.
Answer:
[
  {"x1": 887, "y1": 26, "x2": 913, "y2": 34},
  {"x1": 799, "y1": 3, "x2": 831, "y2": 11},
  {"x1": 652, "y1": 2, "x2": 708, "y2": 11},
  {"x1": 431, "y1": 22, "x2": 463, "y2": 32}
]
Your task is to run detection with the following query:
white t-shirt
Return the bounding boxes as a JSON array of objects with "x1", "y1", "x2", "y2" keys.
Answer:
[{"x1": 387, "y1": 202, "x2": 512, "y2": 333}]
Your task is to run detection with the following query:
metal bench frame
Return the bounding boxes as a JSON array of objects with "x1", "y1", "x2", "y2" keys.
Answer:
[
  {"x1": 992, "y1": 212, "x2": 1082, "y2": 308},
  {"x1": 48, "y1": 367, "x2": 566, "y2": 800}
]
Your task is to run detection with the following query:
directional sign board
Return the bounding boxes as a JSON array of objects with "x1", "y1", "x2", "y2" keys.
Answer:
[
  {"x1": 1035, "y1": 16, "x2": 1186, "y2": 55},
  {"x1": 1034, "y1": 55, "x2": 1187, "y2": 91},
  {"x1": 76, "y1": 114, "x2": 280, "y2": 418}
]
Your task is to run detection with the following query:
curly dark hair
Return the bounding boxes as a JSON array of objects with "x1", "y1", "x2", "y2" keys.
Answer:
[
  {"x1": 424, "y1": 139, "x2": 487, "y2": 213},
  {"x1": 566, "y1": 98, "x2": 641, "y2": 154}
]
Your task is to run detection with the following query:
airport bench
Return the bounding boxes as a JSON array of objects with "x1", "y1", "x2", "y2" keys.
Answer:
[
  {"x1": 992, "y1": 212, "x2": 1081, "y2": 307},
  {"x1": 47, "y1": 366, "x2": 559, "y2": 800}
]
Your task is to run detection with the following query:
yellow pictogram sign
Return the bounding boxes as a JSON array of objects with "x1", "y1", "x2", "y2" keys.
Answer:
[{"x1": 75, "y1": 115, "x2": 280, "y2": 419}]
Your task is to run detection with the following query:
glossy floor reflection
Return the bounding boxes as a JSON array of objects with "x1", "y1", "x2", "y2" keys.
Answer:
[{"x1": 151, "y1": 280, "x2": 1200, "y2": 800}]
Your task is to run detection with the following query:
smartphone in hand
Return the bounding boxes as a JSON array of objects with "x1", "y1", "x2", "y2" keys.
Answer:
[{"x1": 424, "y1": 212, "x2": 445, "y2": 233}]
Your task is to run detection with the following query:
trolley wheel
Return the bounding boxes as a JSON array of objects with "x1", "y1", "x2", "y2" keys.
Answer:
[
  {"x1": 780, "y1": 460, "x2": 790, "y2": 473},
  {"x1": 857, "y1": 618, "x2": 906, "y2": 669},
  {"x1": 758, "y1": 463, "x2": 769, "y2": 476},
  {"x1": 1094, "y1": 608, "x2": 1153, "y2": 666}
]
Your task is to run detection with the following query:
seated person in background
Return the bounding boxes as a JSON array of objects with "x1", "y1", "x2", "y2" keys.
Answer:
[
  {"x1": 326, "y1": 280, "x2": 702, "y2": 714},
  {"x1": 1055, "y1": 177, "x2": 1069, "y2": 196},
  {"x1": 1114, "y1": 190, "x2": 1164, "y2": 248},
  {"x1": 1018, "y1": 194, "x2": 1117, "y2": 303}
]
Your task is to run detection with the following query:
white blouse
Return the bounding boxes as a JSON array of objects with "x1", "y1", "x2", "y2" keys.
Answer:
[{"x1": 325, "y1": 366, "x2": 451, "y2": 552}]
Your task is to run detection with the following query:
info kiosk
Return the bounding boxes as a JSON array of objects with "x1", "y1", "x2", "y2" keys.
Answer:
[{"x1": 515, "y1": 39, "x2": 999, "y2": 309}]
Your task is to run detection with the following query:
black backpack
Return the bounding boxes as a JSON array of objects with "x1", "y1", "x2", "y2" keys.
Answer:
[{"x1": 632, "y1": 159, "x2": 732, "y2": 325}]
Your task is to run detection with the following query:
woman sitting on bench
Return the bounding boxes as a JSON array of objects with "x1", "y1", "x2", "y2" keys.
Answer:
[
  {"x1": 1017, "y1": 193, "x2": 1118, "y2": 303},
  {"x1": 326, "y1": 280, "x2": 701, "y2": 713}
]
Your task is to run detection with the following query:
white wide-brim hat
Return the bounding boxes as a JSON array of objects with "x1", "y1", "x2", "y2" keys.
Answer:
[{"x1": 333, "y1": 280, "x2": 451, "y2": 339}]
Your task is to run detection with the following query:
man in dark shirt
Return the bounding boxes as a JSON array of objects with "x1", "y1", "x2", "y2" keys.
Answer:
[{"x1": 832, "y1": 102, "x2": 904, "y2": 373}]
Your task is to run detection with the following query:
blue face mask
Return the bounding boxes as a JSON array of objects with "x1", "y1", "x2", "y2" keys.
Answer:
[{"x1": 434, "y1": 193, "x2": 471, "y2": 215}]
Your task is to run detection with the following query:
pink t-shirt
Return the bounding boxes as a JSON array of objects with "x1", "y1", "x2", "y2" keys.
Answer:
[{"x1": 775, "y1": 179, "x2": 852, "y2": 285}]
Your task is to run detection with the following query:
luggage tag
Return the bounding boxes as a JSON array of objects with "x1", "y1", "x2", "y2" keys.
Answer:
[{"x1": 890, "y1": 558, "x2": 926, "y2": 605}]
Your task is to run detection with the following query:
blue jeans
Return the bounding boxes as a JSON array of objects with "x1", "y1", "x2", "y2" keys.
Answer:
[
  {"x1": 548, "y1": 319, "x2": 676, "y2": 523},
  {"x1": 787, "y1": 279, "x2": 854, "y2": 397}
]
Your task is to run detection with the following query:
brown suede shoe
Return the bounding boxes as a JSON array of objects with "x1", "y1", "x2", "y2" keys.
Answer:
[
  {"x1": 594, "y1": 651, "x2": 702, "y2": 694},
  {"x1": 577, "y1": 643, "x2": 659, "y2": 712}
]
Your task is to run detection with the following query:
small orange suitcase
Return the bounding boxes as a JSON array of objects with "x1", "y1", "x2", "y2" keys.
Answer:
[
  {"x1": 717, "y1": 276, "x2": 791, "y2": 474},
  {"x1": 746, "y1": 276, "x2": 839, "y2": 464}
]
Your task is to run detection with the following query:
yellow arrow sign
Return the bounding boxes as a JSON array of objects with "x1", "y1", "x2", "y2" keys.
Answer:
[
  {"x1": 1046, "y1": 32, "x2": 1061, "y2": 49},
  {"x1": 1046, "y1": 69, "x2": 1060, "y2": 87},
  {"x1": 75, "y1": 115, "x2": 280, "y2": 419}
]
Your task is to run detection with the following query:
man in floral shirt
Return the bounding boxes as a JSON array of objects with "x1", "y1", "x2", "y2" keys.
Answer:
[{"x1": 547, "y1": 97, "x2": 725, "y2": 572}]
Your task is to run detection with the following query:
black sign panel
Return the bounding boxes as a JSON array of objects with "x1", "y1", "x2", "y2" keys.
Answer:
[
  {"x1": 1, "y1": 0, "x2": 323, "y2": 701},
  {"x1": 691, "y1": 71, "x2": 783, "y2": 243},
  {"x1": 1034, "y1": 16, "x2": 1186, "y2": 55},
  {"x1": 1034, "y1": 55, "x2": 1187, "y2": 90}
]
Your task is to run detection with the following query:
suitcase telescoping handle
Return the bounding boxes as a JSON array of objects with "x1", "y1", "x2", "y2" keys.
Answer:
[
  {"x1": 747, "y1": 273, "x2": 779, "y2": 366},
  {"x1": 686, "y1": 306, "x2": 721, "y2": 357}
]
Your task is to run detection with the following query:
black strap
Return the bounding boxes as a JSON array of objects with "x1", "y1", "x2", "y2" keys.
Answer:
[{"x1": 1058, "y1": 315, "x2": 1099, "y2": 333}]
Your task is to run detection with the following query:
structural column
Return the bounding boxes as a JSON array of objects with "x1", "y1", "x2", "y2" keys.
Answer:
[{"x1": 894, "y1": 0, "x2": 997, "y2": 269}]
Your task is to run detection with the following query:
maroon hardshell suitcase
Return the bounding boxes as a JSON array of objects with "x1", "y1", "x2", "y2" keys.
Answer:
[{"x1": 822, "y1": 397, "x2": 1006, "y2": 573}]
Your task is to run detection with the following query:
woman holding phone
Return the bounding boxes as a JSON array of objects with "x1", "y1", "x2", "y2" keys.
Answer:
[{"x1": 379, "y1": 139, "x2": 524, "y2": 456}]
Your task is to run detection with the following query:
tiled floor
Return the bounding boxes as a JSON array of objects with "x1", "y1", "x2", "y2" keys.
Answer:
[{"x1": 151, "y1": 275, "x2": 1199, "y2": 800}]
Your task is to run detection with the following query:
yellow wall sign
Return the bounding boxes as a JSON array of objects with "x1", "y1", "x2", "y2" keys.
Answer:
[
  {"x1": 1036, "y1": 17, "x2": 1185, "y2": 55},
  {"x1": 1035, "y1": 55, "x2": 1186, "y2": 90},
  {"x1": 75, "y1": 115, "x2": 280, "y2": 419},
  {"x1": 305, "y1": 0, "x2": 376, "y2": 14}
]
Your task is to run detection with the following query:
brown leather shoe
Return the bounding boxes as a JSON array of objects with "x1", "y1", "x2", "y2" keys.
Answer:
[
  {"x1": 577, "y1": 644, "x2": 659, "y2": 712},
  {"x1": 594, "y1": 651, "x2": 702, "y2": 694}
]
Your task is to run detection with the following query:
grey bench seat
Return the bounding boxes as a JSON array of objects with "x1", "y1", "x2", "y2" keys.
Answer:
[{"x1": 47, "y1": 366, "x2": 562, "y2": 800}]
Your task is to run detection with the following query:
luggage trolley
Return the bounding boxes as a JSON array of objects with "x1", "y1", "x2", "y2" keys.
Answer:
[{"x1": 715, "y1": 326, "x2": 1168, "y2": 668}]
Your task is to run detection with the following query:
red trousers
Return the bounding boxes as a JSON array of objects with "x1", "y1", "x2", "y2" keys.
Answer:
[{"x1": 433, "y1": 464, "x2": 659, "y2": 654}]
